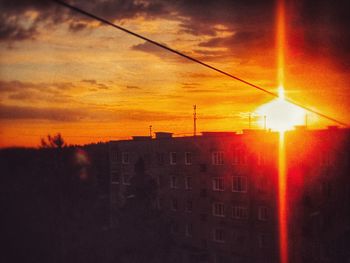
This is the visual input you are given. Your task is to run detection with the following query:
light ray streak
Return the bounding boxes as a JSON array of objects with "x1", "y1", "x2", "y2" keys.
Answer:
[
  {"x1": 278, "y1": 131, "x2": 288, "y2": 263},
  {"x1": 276, "y1": 1, "x2": 288, "y2": 263}
]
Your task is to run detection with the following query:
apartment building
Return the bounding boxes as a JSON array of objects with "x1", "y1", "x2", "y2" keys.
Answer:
[
  {"x1": 109, "y1": 130, "x2": 280, "y2": 263},
  {"x1": 285, "y1": 127, "x2": 350, "y2": 263}
]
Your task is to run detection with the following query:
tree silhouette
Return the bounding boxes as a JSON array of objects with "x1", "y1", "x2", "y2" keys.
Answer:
[
  {"x1": 40, "y1": 133, "x2": 66, "y2": 262},
  {"x1": 112, "y1": 157, "x2": 176, "y2": 263},
  {"x1": 40, "y1": 133, "x2": 65, "y2": 149}
]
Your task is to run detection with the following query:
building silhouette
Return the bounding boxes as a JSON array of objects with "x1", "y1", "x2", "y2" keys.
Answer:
[
  {"x1": 285, "y1": 127, "x2": 350, "y2": 263},
  {"x1": 110, "y1": 130, "x2": 280, "y2": 263},
  {"x1": 109, "y1": 127, "x2": 350, "y2": 263}
]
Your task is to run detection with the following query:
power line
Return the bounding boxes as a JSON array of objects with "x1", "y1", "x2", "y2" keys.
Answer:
[{"x1": 53, "y1": 0, "x2": 348, "y2": 127}]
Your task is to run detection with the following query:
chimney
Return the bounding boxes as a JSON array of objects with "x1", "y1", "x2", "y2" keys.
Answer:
[{"x1": 155, "y1": 132, "x2": 173, "y2": 139}]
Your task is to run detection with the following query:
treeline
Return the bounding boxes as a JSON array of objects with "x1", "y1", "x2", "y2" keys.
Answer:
[
  {"x1": 1, "y1": 143, "x2": 177, "y2": 263},
  {"x1": 1, "y1": 143, "x2": 110, "y2": 263}
]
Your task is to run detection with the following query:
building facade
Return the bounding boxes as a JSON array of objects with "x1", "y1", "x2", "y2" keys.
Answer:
[
  {"x1": 285, "y1": 127, "x2": 350, "y2": 263},
  {"x1": 109, "y1": 130, "x2": 280, "y2": 263},
  {"x1": 109, "y1": 127, "x2": 350, "y2": 263}
]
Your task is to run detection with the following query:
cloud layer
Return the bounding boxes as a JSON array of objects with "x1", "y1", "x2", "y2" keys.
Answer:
[
  {"x1": 1, "y1": 0, "x2": 349, "y2": 147},
  {"x1": 2, "y1": 0, "x2": 348, "y2": 70}
]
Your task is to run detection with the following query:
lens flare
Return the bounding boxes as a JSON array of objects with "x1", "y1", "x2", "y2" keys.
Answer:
[
  {"x1": 278, "y1": 131, "x2": 288, "y2": 263},
  {"x1": 278, "y1": 85, "x2": 284, "y2": 99},
  {"x1": 255, "y1": 89, "x2": 305, "y2": 132},
  {"x1": 277, "y1": 0, "x2": 285, "y2": 88}
]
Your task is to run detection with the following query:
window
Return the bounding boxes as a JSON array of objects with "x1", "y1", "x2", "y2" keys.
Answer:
[
  {"x1": 122, "y1": 152, "x2": 129, "y2": 164},
  {"x1": 212, "y1": 177, "x2": 224, "y2": 191},
  {"x1": 320, "y1": 152, "x2": 331, "y2": 166},
  {"x1": 156, "y1": 152, "x2": 164, "y2": 165},
  {"x1": 322, "y1": 181, "x2": 332, "y2": 198},
  {"x1": 258, "y1": 233, "x2": 268, "y2": 248},
  {"x1": 213, "y1": 202, "x2": 225, "y2": 217},
  {"x1": 200, "y1": 214, "x2": 207, "y2": 222},
  {"x1": 232, "y1": 176, "x2": 247, "y2": 192},
  {"x1": 257, "y1": 175, "x2": 268, "y2": 192},
  {"x1": 185, "y1": 200, "x2": 193, "y2": 212},
  {"x1": 200, "y1": 188, "x2": 207, "y2": 197},
  {"x1": 232, "y1": 148, "x2": 247, "y2": 165},
  {"x1": 200, "y1": 164, "x2": 207, "y2": 172},
  {"x1": 156, "y1": 198, "x2": 163, "y2": 209},
  {"x1": 258, "y1": 206, "x2": 268, "y2": 221},
  {"x1": 232, "y1": 206, "x2": 248, "y2": 219},
  {"x1": 171, "y1": 198, "x2": 178, "y2": 211},
  {"x1": 201, "y1": 239, "x2": 207, "y2": 249},
  {"x1": 257, "y1": 152, "x2": 266, "y2": 166},
  {"x1": 185, "y1": 223, "x2": 193, "y2": 237},
  {"x1": 214, "y1": 254, "x2": 226, "y2": 263},
  {"x1": 171, "y1": 222, "x2": 179, "y2": 234},
  {"x1": 212, "y1": 151, "x2": 224, "y2": 165},
  {"x1": 156, "y1": 175, "x2": 161, "y2": 187},
  {"x1": 232, "y1": 230, "x2": 247, "y2": 246},
  {"x1": 185, "y1": 176, "x2": 193, "y2": 190},
  {"x1": 122, "y1": 174, "x2": 131, "y2": 185},
  {"x1": 185, "y1": 152, "x2": 192, "y2": 165},
  {"x1": 111, "y1": 171, "x2": 119, "y2": 183},
  {"x1": 170, "y1": 176, "x2": 178, "y2": 189},
  {"x1": 110, "y1": 150, "x2": 118, "y2": 162},
  {"x1": 213, "y1": 228, "x2": 225, "y2": 243},
  {"x1": 170, "y1": 152, "x2": 177, "y2": 165}
]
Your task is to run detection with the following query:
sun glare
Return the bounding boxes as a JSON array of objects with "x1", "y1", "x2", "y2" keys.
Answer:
[
  {"x1": 255, "y1": 0, "x2": 306, "y2": 133},
  {"x1": 255, "y1": 86, "x2": 305, "y2": 132}
]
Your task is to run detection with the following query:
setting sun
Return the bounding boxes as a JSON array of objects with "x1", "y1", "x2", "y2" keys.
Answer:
[
  {"x1": 256, "y1": 86, "x2": 305, "y2": 132},
  {"x1": 253, "y1": 0, "x2": 306, "y2": 133}
]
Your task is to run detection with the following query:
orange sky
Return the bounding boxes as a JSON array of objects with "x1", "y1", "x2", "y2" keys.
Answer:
[{"x1": 0, "y1": 0, "x2": 349, "y2": 148}]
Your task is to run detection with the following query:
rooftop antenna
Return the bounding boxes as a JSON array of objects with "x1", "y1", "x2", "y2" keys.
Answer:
[
  {"x1": 193, "y1": 105, "x2": 197, "y2": 136},
  {"x1": 149, "y1": 125, "x2": 152, "y2": 138}
]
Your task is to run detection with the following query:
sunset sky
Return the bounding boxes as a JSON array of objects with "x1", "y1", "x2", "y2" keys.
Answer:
[{"x1": 0, "y1": 0, "x2": 349, "y2": 147}]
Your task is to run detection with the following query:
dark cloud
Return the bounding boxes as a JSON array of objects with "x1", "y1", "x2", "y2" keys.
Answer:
[
  {"x1": 174, "y1": 0, "x2": 274, "y2": 34},
  {"x1": 175, "y1": 0, "x2": 349, "y2": 69},
  {"x1": 194, "y1": 30, "x2": 272, "y2": 61},
  {"x1": 0, "y1": 80, "x2": 75, "y2": 103},
  {"x1": 289, "y1": 0, "x2": 350, "y2": 70},
  {"x1": 0, "y1": 14, "x2": 37, "y2": 41},
  {"x1": 8, "y1": 91, "x2": 37, "y2": 100},
  {"x1": 191, "y1": 49, "x2": 228, "y2": 61},
  {"x1": 52, "y1": 82, "x2": 75, "y2": 90},
  {"x1": 186, "y1": 89, "x2": 218, "y2": 93},
  {"x1": 198, "y1": 31, "x2": 266, "y2": 48},
  {"x1": 0, "y1": 104, "x2": 85, "y2": 122},
  {"x1": 0, "y1": 80, "x2": 73, "y2": 92},
  {"x1": 131, "y1": 40, "x2": 198, "y2": 63},
  {"x1": 81, "y1": 79, "x2": 97, "y2": 85},
  {"x1": 0, "y1": 0, "x2": 57, "y2": 41},
  {"x1": 87, "y1": 0, "x2": 166, "y2": 21},
  {"x1": 182, "y1": 82, "x2": 199, "y2": 86},
  {"x1": 97, "y1": 83, "x2": 109, "y2": 89},
  {"x1": 0, "y1": 103, "x2": 189, "y2": 122},
  {"x1": 126, "y1": 85, "x2": 140, "y2": 89},
  {"x1": 0, "y1": 0, "x2": 168, "y2": 42},
  {"x1": 81, "y1": 79, "x2": 109, "y2": 89},
  {"x1": 0, "y1": 0, "x2": 273, "y2": 43},
  {"x1": 0, "y1": 0, "x2": 348, "y2": 70},
  {"x1": 127, "y1": 1, "x2": 275, "y2": 61},
  {"x1": 69, "y1": 21, "x2": 90, "y2": 32},
  {"x1": 131, "y1": 41, "x2": 174, "y2": 59},
  {"x1": 181, "y1": 82, "x2": 199, "y2": 90}
]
